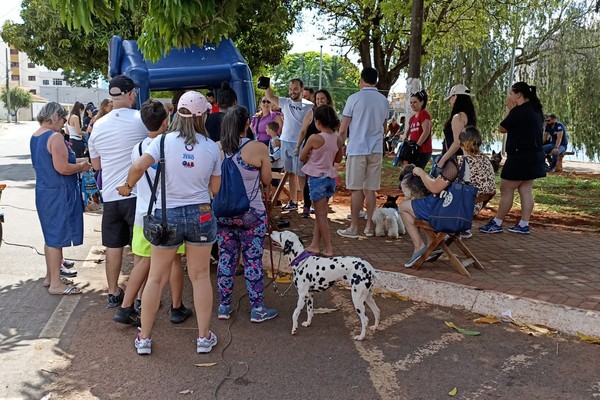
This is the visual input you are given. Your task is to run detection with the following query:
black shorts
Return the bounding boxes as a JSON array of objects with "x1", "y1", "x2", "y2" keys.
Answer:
[
  {"x1": 501, "y1": 151, "x2": 546, "y2": 181},
  {"x1": 70, "y1": 138, "x2": 86, "y2": 158},
  {"x1": 101, "y1": 197, "x2": 136, "y2": 248}
]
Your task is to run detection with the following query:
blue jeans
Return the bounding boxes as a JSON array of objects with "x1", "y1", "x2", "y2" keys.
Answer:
[
  {"x1": 154, "y1": 204, "x2": 217, "y2": 248},
  {"x1": 543, "y1": 144, "x2": 567, "y2": 169}
]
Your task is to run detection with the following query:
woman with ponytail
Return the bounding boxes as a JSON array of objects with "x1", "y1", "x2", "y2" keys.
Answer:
[{"x1": 480, "y1": 81, "x2": 546, "y2": 235}]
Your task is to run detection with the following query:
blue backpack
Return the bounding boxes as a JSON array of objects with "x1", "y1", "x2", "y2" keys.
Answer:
[{"x1": 213, "y1": 141, "x2": 260, "y2": 218}]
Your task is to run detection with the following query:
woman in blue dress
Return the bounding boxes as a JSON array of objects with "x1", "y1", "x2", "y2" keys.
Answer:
[{"x1": 30, "y1": 102, "x2": 91, "y2": 295}]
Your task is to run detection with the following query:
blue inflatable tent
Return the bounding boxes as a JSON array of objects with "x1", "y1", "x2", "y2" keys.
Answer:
[{"x1": 108, "y1": 36, "x2": 256, "y2": 114}]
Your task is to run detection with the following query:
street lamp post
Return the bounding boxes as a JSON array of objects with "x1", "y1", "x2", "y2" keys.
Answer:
[{"x1": 319, "y1": 45, "x2": 323, "y2": 90}]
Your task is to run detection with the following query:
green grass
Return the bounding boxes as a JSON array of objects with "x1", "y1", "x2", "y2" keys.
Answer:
[
  {"x1": 376, "y1": 157, "x2": 600, "y2": 224},
  {"x1": 339, "y1": 156, "x2": 600, "y2": 224}
]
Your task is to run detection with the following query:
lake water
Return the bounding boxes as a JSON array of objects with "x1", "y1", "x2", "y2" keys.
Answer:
[{"x1": 431, "y1": 138, "x2": 599, "y2": 164}]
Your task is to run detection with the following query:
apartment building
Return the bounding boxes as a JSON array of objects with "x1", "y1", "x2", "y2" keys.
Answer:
[{"x1": 0, "y1": 41, "x2": 109, "y2": 121}]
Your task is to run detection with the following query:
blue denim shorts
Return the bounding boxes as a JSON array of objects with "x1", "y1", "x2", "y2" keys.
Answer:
[
  {"x1": 411, "y1": 195, "x2": 437, "y2": 221},
  {"x1": 154, "y1": 204, "x2": 216, "y2": 248},
  {"x1": 308, "y1": 175, "x2": 336, "y2": 201}
]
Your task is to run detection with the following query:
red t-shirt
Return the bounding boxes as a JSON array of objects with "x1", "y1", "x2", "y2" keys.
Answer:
[{"x1": 408, "y1": 109, "x2": 432, "y2": 153}]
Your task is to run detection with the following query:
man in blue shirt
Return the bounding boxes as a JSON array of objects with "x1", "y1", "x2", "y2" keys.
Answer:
[{"x1": 543, "y1": 114, "x2": 568, "y2": 172}]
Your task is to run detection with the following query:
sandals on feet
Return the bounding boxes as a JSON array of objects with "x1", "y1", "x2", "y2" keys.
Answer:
[
  {"x1": 44, "y1": 277, "x2": 75, "y2": 287},
  {"x1": 49, "y1": 285, "x2": 82, "y2": 295}
]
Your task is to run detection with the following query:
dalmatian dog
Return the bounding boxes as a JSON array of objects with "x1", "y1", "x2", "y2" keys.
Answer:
[{"x1": 270, "y1": 230, "x2": 380, "y2": 341}]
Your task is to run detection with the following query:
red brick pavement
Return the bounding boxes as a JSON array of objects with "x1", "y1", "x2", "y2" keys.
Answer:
[{"x1": 274, "y1": 203, "x2": 600, "y2": 312}]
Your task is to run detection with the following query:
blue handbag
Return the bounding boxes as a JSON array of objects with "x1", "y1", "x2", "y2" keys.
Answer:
[{"x1": 429, "y1": 158, "x2": 478, "y2": 233}]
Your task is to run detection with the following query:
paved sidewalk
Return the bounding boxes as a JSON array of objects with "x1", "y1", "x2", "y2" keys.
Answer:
[{"x1": 274, "y1": 200, "x2": 600, "y2": 330}]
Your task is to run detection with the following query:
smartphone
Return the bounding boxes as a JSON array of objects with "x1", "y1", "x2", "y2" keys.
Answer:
[{"x1": 258, "y1": 76, "x2": 270, "y2": 90}]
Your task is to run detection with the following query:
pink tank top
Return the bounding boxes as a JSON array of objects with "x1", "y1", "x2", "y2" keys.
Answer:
[{"x1": 301, "y1": 132, "x2": 339, "y2": 179}]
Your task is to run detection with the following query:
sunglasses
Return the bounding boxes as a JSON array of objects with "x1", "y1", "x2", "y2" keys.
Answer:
[{"x1": 261, "y1": 100, "x2": 271, "y2": 104}]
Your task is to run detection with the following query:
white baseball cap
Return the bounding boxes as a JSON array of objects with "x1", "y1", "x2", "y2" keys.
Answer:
[
  {"x1": 177, "y1": 91, "x2": 211, "y2": 117},
  {"x1": 444, "y1": 84, "x2": 473, "y2": 101}
]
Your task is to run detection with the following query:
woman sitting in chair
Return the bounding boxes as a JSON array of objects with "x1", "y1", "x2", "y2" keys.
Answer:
[{"x1": 399, "y1": 126, "x2": 495, "y2": 268}]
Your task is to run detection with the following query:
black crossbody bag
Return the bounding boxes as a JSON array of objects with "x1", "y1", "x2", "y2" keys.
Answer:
[{"x1": 142, "y1": 135, "x2": 176, "y2": 245}]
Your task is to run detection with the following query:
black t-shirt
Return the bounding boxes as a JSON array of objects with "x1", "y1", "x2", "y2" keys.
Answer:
[
  {"x1": 500, "y1": 102, "x2": 544, "y2": 155},
  {"x1": 205, "y1": 112, "x2": 224, "y2": 142},
  {"x1": 303, "y1": 114, "x2": 319, "y2": 146}
]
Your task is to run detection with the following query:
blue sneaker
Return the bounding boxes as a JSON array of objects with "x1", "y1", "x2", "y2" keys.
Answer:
[
  {"x1": 508, "y1": 224, "x2": 530, "y2": 235},
  {"x1": 479, "y1": 219, "x2": 503, "y2": 234},
  {"x1": 404, "y1": 246, "x2": 428, "y2": 268},
  {"x1": 250, "y1": 306, "x2": 278, "y2": 323},
  {"x1": 218, "y1": 304, "x2": 232, "y2": 320}
]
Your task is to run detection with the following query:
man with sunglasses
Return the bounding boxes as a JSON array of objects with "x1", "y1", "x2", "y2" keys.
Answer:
[{"x1": 88, "y1": 75, "x2": 148, "y2": 308}]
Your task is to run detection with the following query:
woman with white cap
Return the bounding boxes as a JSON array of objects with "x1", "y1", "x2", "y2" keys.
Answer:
[
  {"x1": 435, "y1": 84, "x2": 477, "y2": 171},
  {"x1": 117, "y1": 90, "x2": 222, "y2": 356}
]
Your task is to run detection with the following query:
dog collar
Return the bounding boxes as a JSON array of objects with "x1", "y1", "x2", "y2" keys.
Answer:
[{"x1": 290, "y1": 250, "x2": 318, "y2": 268}]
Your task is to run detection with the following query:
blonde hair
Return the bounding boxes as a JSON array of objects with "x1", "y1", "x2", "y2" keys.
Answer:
[
  {"x1": 459, "y1": 126, "x2": 482, "y2": 155},
  {"x1": 37, "y1": 102, "x2": 67, "y2": 124},
  {"x1": 168, "y1": 109, "x2": 207, "y2": 145}
]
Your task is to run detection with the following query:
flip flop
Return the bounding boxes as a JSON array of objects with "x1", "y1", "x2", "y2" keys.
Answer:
[
  {"x1": 49, "y1": 285, "x2": 82, "y2": 295},
  {"x1": 44, "y1": 277, "x2": 74, "y2": 287}
]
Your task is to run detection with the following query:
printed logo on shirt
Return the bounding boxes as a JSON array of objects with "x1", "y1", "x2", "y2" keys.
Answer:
[
  {"x1": 289, "y1": 104, "x2": 304, "y2": 111},
  {"x1": 182, "y1": 161, "x2": 195, "y2": 168},
  {"x1": 185, "y1": 144, "x2": 194, "y2": 151},
  {"x1": 183, "y1": 153, "x2": 194, "y2": 160}
]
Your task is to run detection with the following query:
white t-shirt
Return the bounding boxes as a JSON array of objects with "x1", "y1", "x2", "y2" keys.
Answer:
[
  {"x1": 278, "y1": 97, "x2": 313, "y2": 143},
  {"x1": 131, "y1": 137, "x2": 157, "y2": 226},
  {"x1": 342, "y1": 87, "x2": 389, "y2": 156},
  {"x1": 88, "y1": 108, "x2": 148, "y2": 202},
  {"x1": 145, "y1": 131, "x2": 221, "y2": 208}
]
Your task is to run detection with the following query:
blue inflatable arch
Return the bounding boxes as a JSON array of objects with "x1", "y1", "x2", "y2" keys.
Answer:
[{"x1": 108, "y1": 36, "x2": 256, "y2": 114}]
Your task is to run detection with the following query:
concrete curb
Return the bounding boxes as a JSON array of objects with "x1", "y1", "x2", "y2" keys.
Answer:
[{"x1": 374, "y1": 269, "x2": 600, "y2": 338}]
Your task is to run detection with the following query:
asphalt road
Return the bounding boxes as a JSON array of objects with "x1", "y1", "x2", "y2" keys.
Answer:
[{"x1": 2, "y1": 121, "x2": 600, "y2": 400}]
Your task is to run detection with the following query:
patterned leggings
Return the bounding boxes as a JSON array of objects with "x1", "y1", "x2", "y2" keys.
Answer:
[{"x1": 217, "y1": 208, "x2": 268, "y2": 309}]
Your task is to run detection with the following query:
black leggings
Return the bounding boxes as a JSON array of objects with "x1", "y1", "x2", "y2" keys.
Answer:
[{"x1": 303, "y1": 179, "x2": 311, "y2": 209}]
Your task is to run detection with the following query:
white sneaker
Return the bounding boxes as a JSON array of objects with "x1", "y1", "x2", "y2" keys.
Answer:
[
  {"x1": 135, "y1": 332, "x2": 152, "y2": 355},
  {"x1": 346, "y1": 210, "x2": 367, "y2": 220},
  {"x1": 197, "y1": 331, "x2": 218, "y2": 353}
]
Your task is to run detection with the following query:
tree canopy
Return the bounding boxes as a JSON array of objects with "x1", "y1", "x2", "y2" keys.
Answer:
[
  {"x1": 268, "y1": 52, "x2": 360, "y2": 112},
  {"x1": 305, "y1": 0, "x2": 496, "y2": 93},
  {"x1": 421, "y1": 0, "x2": 600, "y2": 158},
  {"x1": 1, "y1": 87, "x2": 33, "y2": 122},
  {"x1": 2, "y1": 0, "x2": 298, "y2": 86}
]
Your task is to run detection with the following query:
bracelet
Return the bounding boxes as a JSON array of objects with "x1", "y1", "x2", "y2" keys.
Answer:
[{"x1": 124, "y1": 182, "x2": 133, "y2": 189}]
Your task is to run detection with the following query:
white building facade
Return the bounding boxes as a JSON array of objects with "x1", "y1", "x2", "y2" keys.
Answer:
[{"x1": 0, "y1": 40, "x2": 109, "y2": 121}]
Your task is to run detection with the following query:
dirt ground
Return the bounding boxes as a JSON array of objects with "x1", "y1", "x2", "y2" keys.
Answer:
[{"x1": 330, "y1": 168, "x2": 600, "y2": 232}]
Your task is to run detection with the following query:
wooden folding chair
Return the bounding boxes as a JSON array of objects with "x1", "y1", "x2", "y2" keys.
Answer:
[
  {"x1": 267, "y1": 171, "x2": 290, "y2": 214},
  {"x1": 411, "y1": 193, "x2": 493, "y2": 278}
]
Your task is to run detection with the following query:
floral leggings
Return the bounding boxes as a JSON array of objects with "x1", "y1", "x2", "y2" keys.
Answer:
[{"x1": 217, "y1": 208, "x2": 268, "y2": 309}]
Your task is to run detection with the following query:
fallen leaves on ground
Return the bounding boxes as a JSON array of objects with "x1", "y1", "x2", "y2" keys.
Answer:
[
  {"x1": 448, "y1": 387, "x2": 458, "y2": 396},
  {"x1": 445, "y1": 321, "x2": 481, "y2": 336},
  {"x1": 313, "y1": 308, "x2": 338, "y2": 314},
  {"x1": 474, "y1": 315, "x2": 500, "y2": 324},
  {"x1": 194, "y1": 363, "x2": 217, "y2": 367},
  {"x1": 578, "y1": 332, "x2": 600, "y2": 344}
]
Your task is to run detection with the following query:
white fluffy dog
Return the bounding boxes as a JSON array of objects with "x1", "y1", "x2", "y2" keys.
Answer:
[{"x1": 372, "y1": 195, "x2": 406, "y2": 239}]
